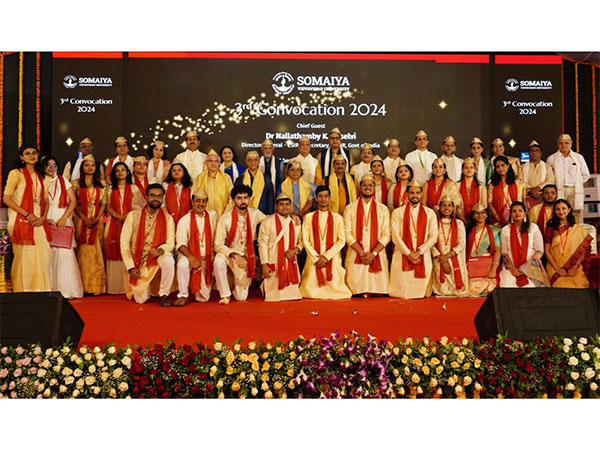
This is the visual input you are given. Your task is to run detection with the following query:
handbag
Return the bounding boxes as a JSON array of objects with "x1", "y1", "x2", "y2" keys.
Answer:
[
  {"x1": 467, "y1": 255, "x2": 493, "y2": 278},
  {"x1": 49, "y1": 225, "x2": 74, "y2": 249}
]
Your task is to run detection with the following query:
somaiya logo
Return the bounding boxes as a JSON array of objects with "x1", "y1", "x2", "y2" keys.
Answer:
[
  {"x1": 272, "y1": 72, "x2": 295, "y2": 95},
  {"x1": 505, "y1": 78, "x2": 519, "y2": 92},
  {"x1": 63, "y1": 75, "x2": 78, "y2": 89}
]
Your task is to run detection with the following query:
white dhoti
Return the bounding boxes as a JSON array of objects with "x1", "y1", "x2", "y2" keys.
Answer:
[
  {"x1": 177, "y1": 254, "x2": 212, "y2": 301},
  {"x1": 213, "y1": 253, "x2": 252, "y2": 301},
  {"x1": 127, "y1": 253, "x2": 175, "y2": 304}
]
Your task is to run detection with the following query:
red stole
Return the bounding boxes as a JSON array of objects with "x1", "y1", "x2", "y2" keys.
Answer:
[
  {"x1": 77, "y1": 185, "x2": 101, "y2": 245},
  {"x1": 188, "y1": 211, "x2": 213, "y2": 292},
  {"x1": 436, "y1": 218, "x2": 465, "y2": 290},
  {"x1": 459, "y1": 178, "x2": 480, "y2": 218},
  {"x1": 49, "y1": 175, "x2": 69, "y2": 209},
  {"x1": 134, "y1": 175, "x2": 148, "y2": 196},
  {"x1": 11, "y1": 169, "x2": 51, "y2": 245},
  {"x1": 402, "y1": 204, "x2": 427, "y2": 278},
  {"x1": 509, "y1": 223, "x2": 530, "y2": 287},
  {"x1": 466, "y1": 224, "x2": 495, "y2": 257},
  {"x1": 536, "y1": 205, "x2": 551, "y2": 236},
  {"x1": 492, "y1": 181, "x2": 518, "y2": 221},
  {"x1": 380, "y1": 178, "x2": 388, "y2": 205},
  {"x1": 354, "y1": 199, "x2": 382, "y2": 273},
  {"x1": 312, "y1": 211, "x2": 334, "y2": 286},
  {"x1": 274, "y1": 215, "x2": 299, "y2": 289},
  {"x1": 426, "y1": 178, "x2": 445, "y2": 208},
  {"x1": 104, "y1": 184, "x2": 133, "y2": 261},
  {"x1": 393, "y1": 183, "x2": 408, "y2": 208},
  {"x1": 165, "y1": 182, "x2": 191, "y2": 224},
  {"x1": 227, "y1": 208, "x2": 256, "y2": 279},
  {"x1": 131, "y1": 208, "x2": 168, "y2": 284}
]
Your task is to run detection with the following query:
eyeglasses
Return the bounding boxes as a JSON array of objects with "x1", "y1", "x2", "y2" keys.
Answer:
[
  {"x1": 22, "y1": 151, "x2": 39, "y2": 157},
  {"x1": 46, "y1": 163, "x2": 57, "y2": 168}
]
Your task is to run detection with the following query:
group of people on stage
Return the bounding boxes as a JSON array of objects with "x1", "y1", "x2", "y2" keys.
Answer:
[{"x1": 3, "y1": 126, "x2": 593, "y2": 306}]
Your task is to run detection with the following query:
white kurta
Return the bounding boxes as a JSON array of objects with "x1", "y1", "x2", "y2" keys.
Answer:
[
  {"x1": 176, "y1": 210, "x2": 219, "y2": 300},
  {"x1": 290, "y1": 153, "x2": 319, "y2": 183},
  {"x1": 45, "y1": 175, "x2": 83, "y2": 299},
  {"x1": 522, "y1": 161, "x2": 555, "y2": 190},
  {"x1": 109, "y1": 155, "x2": 135, "y2": 174},
  {"x1": 498, "y1": 223, "x2": 544, "y2": 288},
  {"x1": 173, "y1": 150, "x2": 206, "y2": 180},
  {"x1": 350, "y1": 161, "x2": 372, "y2": 184},
  {"x1": 431, "y1": 218, "x2": 469, "y2": 297},
  {"x1": 440, "y1": 155, "x2": 464, "y2": 182},
  {"x1": 343, "y1": 198, "x2": 391, "y2": 295},
  {"x1": 213, "y1": 207, "x2": 266, "y2": 300},
  {"x1": 389, "y1": 204, "x2": 438, "y2": 299},
  {"x1": 300, "y1": 210, "x2": 352, "y2": 299},
  {"x1": 404, "y1": 149, "x2": 438, "y2": 185},
  {"x1": 148, "y1": 159, "x2": 169, "y2": 184},
  {"x1": 546, "y1": 150, "x2": 590, "y2": 214},
  {"x1": 258, "y1": 214, "x2": 303, "y2": 301},
  {"x1": 382, "y1": 156, "x2": 406, "y2": 182}
]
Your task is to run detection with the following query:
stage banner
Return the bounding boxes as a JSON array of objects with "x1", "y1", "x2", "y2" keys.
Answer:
[{"x1": 51, "y1": 53, "x2": 561, "y2": 166}]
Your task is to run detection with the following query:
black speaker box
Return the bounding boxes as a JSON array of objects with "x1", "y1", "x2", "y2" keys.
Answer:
[
  {"x1": 0, "y1": 291, "x2": 85, "y2": 347},
  {"x1": 474, "y1": 287, "x2": 600, "y2": 341}
]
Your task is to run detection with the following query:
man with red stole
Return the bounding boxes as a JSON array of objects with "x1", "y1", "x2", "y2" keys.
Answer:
[
  {"x1": 522, "y1": 140, "x2": 554, "y2": 209},
  {"x1": 527, "y1": 184, "x2": 557, "y2": 237},
  {"x1": 300, "y1": 185, "x2": 352, "y2": 299},
  {"x1": 175, "y1": 187, "x2": 218, "y2": 306},
  {"x1": 120, "y1": 184, "x2": 175, "y2": 306},
  {"x1": 258, "y1": 193, "x2": 303, "y2": 301},
  {"x1": 343, "y1": 174, "x2": 390, "y2": 296},
  {"x1": 431, "y1": 196, "x2": 469, "y2": 297},
  {"x1": 389, "y1": 180, "x2": 438, "y2": 299},
  {"x1": 213, "y1": 184, "x2": 267, "y2": 304}
]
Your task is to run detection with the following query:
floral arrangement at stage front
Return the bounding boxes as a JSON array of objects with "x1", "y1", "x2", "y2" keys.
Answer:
[{"x1": 1, "y1": 333, "x2": 599, "y2": 399}]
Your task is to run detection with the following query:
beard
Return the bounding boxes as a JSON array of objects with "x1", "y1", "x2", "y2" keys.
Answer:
[{"x1": 148, "y1": 200, "x2": 162, "y2": 209}]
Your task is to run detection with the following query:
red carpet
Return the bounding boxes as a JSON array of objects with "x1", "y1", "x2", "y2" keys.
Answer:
[{"x1": 71, "y1": 290, "x2": 485, "y2": 348}]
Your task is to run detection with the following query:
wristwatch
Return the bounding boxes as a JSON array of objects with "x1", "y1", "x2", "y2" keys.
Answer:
[
  {"x1": 372, "y1": 251, "x2": 378, "y2": 256},
  {"x1": 417, "y1": 249, "x2": 423, "y2": 256}
]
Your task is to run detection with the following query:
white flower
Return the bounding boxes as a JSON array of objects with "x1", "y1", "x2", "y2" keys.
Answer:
[
  {"x1": 95, "y1": 353, "x2": 104, "y2": 361},
  {"x1": 70, "y1": 354, "x2": 78, "y2": 362},
  {"x1": 563, "y1": 338, "x2": 573, "y2": 346},
  {"x1": 563, "y1": 345, "x2": 570, "y2": 353},
  {"x1": 59, "y1": 385, "x2": 67, "y2": 393},
  {"x1": 50, "y1": 379, "x2": 57, "y2": 386},
  {"x1": 42, "y1": 360, "x2": 51, "y2": 369},
  {"x1": 568, "y1": 356, "x2": 578, "y2": 366},
  {"x1": 112, "y1": 368, "x2": 123, "y2": 379},
  {"x1": 85, "y1": 376, "x2": 95, "y2": 386},
  {"x1": 89, "y1": 365, "x2": 96, "y2": 374},
  {"x1": 107, "y1": 346, "x2": 116, "y2": 354},
  {"x1": 118, "y1": 382, "x2": 128, "y2": 392},
  {"x1": 461, "y1": 338, "x2": 469, "y2": 346},
  {"x1": 84, "y1": 353, "x2": 92, "y2": 361},
  {"x1": 93, "y1": 346, "x2": 101, "y2": 353},
  {"x1": 423, "y1": 337, "x2": 430, "y2": 345},
  {"x1": 75, "y1": 357, "x2": 83, "y2": 365},
  {"x1": 57, "y1": 357, "x2": 64, "y2": 366},
  {"x1": 43, "y1": 388, "x2": 50, "y2": 397},
  {"x1": 577, "y1": 343, "x2": 585, "y2": 351},
  {"x1": 37, "y1": 369, "x2": 47, "y2": 377},
  {"x1": 61, "y1": 367, "x2": 73, "y2": 376},
  {"x1": 64, "y1": 376, "x2": 74, "y2": 385},
  {"x1": 125, "y1": 348, "x2": 132, "y2": 356},
  {"x1": 595, "y1": 362, "x2": 600, "y2": 370},
  {"x1": 79, "y1": 347, "x2": 87, "y2": 355},
  {"x1": 440, "y1": 336, "x2": 448, "y2": 346},
  {"x1": 45, "y1": 349, "x2": 52, "y2": 357},
  {"x1": 566, "y1": 383, "x2": 576, "y2": 391},
  {"x1": 93, "y1": 386, "x2": 101, "y2": 395},
  {"x1": 591, "y1": 383, "x2": 598, "y2": 391},
  {"x1": 75, "y1": 379, "x2": 84, "y2": 389},
  {"x1": 581, "y1": 352, "x2": 590, "y2": 361},
  {"x1": 73, "y1": 368, "x2": 83, "y2": 378},
  {"x1": 53, "y1": 366, "x2": 60, "y2": 373},
  {"x1": 121, "y1": 356, "x2": 131, "y2": 367},
  {"x1": 579, "y1": 337, "x2": 588, "y2": 345},
  {"x1": 109, "y1": 388, "x2": 117, "y2": 398},
  {"x1": 593, "y1": 347, "x2": 600, "y2": 357},
  {"x1": 101, "y1": 372, "x2": 110, "y2": 382},
  {"x1": 570, "y1": 372, "x2": 579, "y2": 380},
  {"x1": 585, "y1": 368, "x2": 595, "y2": 379},
  {"x1": 463, "y1": 376, "x2": 472, "y2": 386},
  {"x1": 72, "y1": 389, "x2": 80, "y2": 398},
  {"x1": 97, "y1": 360, "x2": 105, "y2": 367},
  {"x1": 108, "y1": 359, "x2": 116, "y2": 367}
]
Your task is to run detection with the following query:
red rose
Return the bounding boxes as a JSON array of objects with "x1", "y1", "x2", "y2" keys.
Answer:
[
  {"x1": 545, "y1": 361, "x2": 553, "y2": 369},
  {"x1": 206, "y1": 383, "x2": 214, "y2": 392},
  {"x1": 488, "y1": 377, "x2": 497, "y2": 385},
  {"x1": 519, "y1": 375, "x2": 527, "y2": 383},
  {"x1": 505, "y1": 337, "x2": 512, "y2": 345},
  {"x1": 537, "y1": 368, "x2": 545, "y2": 377},
  {"x1": 542, "y1": 341, "x2": 550, "y2": 349},
  {"x1": 540, "y1": 351, "x2": 549, "y2": 360},
  {"x1": 510, "y1": 370, "x2": 518, "y2": 379},
  {"x1": 199, "y1": 372, "x2": 207, "y2": 380},
  {"x1": 551, "y1": 346, "x2": 558, "y2": 355},
  {"x1": 184, "y1": 376, "x2": 191, "y2": 386},
  {"x1": 161, "y1": 392, "x2": 170, "y2": 398},
  {"x1": 507, "y1": 387, "x2": 515, "y2": 397},
  {"x1": 516, "y1": 358, "x2": 524, "y2": 367},
  {"x1": 497, "y1": 368, "x2": 504, "y2": 377},
  {"x1": 534, "y1": 338, "x2": 540, "y2": 345},
  {"x1": 183, "y1": 344, "x2": 192, "y2": 353},
  {"x1": 503, "y1": 354, "x2": 510, "y2": 362},
  {"x1": 181, "y1": 357, "x2": 190, "y2": 367},
  {"x1": 140, "y1": 376, "x2": 150, "y2": 386},
  {"x1": 200, "y1": 356, "x2": 209, "y2": 364},
  {"x1": 477, "y1": 373, "x2": 485, "y2": 383},
  {"x1": 526, "y1": 362, "x2": 534, "y2": 373},
  {"x1": 189, "y1": 364, "x2": 197, "y2": 373},
  {"x1": 191, "y1": 385, "x2": 201, "y2": 396},
  {"x1": 169, "y1": 370, "x2": 179, "y2": 380},
  {"x1": 150, "y1": 369, "x2": 158, "y2": 376},
  {"x1": 487, "y1": 338, "x2": 495, "y2": 346}
]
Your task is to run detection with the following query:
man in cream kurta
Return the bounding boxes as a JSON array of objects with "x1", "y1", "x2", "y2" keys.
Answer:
[
  {"x1": 404, "y1": 130, "x2": 438, "y2": 185},
  {"x1": 300, "y1": 185, "x2": 352, "y2": 299},
  {"x1": 546, "y1": 134, "x2": 590, "y2": 224},
  {"x1": 521, "y1": 140, "x2": 555, "y2": 206},
  {"x1": 175, "y1": 188, "x2": 219, "y2": 305},
  {"x1": 288, "y1": 136, "x2": 323, "y2": 184},
  {"x1": 343, "y1": 174, "x2": 391, "y2": 296},
  {"x1": 258, "y1": 193, "x2": 303, "y2": 302},
  {"x1": 192, "y1": 149, "x2": 233, "y2": 215},
  {"x1": 173, "y1": 130, "x2": 206, "y2": 180},
  {"x1": 214, "y1": 184, "x2": 267, "y2": 304},
  {"x1": 389, "y1": 182, "x2": 438, "y2": 299},
  {"x1": 527, "y1": 184, "x2": 557, "y2": 236},
  {"x1": 439, "y1": 136, "x2": 463, "y2": 182},
  {"x1": 382, "y1": 138, "x2": 406, "y2": 181},
  {"x1": 120, "y1": 184, "x2": 175, "y2": 305}
]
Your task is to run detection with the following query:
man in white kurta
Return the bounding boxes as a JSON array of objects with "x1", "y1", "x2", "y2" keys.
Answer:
[
  {"x1": 214, "y1": 184, "x2": 267, "y2": 304},
  {"x1": 546, "y1": 134, "x2": 591, "y2": 224},
  {"x1": 389, "y1": 182, "x2": 438, "y2": 299},
  {"x1": 289, "y1": 136, "x2": 323, "y2": 184},
  {"x1": 439, "y1": 136, "x2": 463, "y2": 182},
  {"x1": 404, "y1": 130, "x2": 438, "y2": 185},
  {"x1": 521, "y1": 140, "x2": 555, "y2": 206},
  {"x1": 382, "y1": 139, "x2": 406, "y2": 182},
  {"x1": 121, "y1": 184, "x2": 175, "y2": 305},
  {"x1": 258, "y1": 193, "x2": 303, "y2": 301},
  {"x1": 343, "y1": 174, "x2": 391, "y2": 296},
  {"x1": 173, "y1": 130, "x2": 206, "y2": 180},
  {"x1": 175, "y1": 188, "x2": 219, "y2": 305},
  {"x1": 350, "y1": 144, "x2": 375, "y2": 183},
  {"x1": 300, "y1": 185, "x2": 352, "y2": 299},
  {"x1": 63, "y1": 137, "x2": 103, "y2": 182},
  {"x1": 431, "y1": 197, "x2": 469, "y2": 297}
]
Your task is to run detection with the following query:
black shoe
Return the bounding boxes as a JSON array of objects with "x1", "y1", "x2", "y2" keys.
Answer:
[{"x1": 158, "y1": 295, "x2": 172, "y2": 307}]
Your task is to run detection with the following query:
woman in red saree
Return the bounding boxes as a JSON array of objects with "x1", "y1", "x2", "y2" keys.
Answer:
[{"x1": 544, "y1": 199, "x2": 592, "y2": 288}]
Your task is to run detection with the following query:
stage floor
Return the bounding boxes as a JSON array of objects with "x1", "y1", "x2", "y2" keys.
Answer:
[{"x1": 71, "y1": 290, "x2": 485, "y2": 348}]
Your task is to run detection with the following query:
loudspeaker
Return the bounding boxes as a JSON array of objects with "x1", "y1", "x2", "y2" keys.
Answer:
[
  {"x1": 0, "y1": 292, "x2": 85, "y2": 347},
  {"x1": 474, "y1": 287, "x2": 600, "y2": 341}
]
